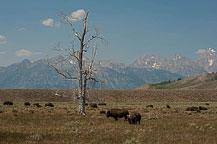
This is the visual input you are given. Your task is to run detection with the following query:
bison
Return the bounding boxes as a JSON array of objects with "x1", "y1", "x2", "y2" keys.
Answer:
[
  {"x1": 146, "y1": 105, "x2": 153, "y2": 108},
  {"x1": 24, "y1": 102, "x2": 31, "y2": 106},
  {"x1": 98, "y1": 103, "x2": 106, "y2": 106},
  {"x1": 3, "y1": 101, "x2": 13, "y2": 105},
  {"x1": 128, "y1": 112, "x2": 141, "y2": 124},
  {"x1": 166, "y1": 104, "x2": 171, "y2": 109},
  {"x1": 106, "y1": 109, "x2": 129, "y2": 121},
  {"x1": 100, "y1": 110, "x2": 106, "y2": 114},
  {"x1": 33, "y1": 103, "x2": 42, "y2": 108},
  {"x1": 45, "y1": 103, "x2": 54, "y2": 107},
  {"x1": 199, "y1": 106, "x2": 207, "y2": 110},
  {"x1": 185, "y1": 107, "x2": 200, "y2": 113},
  {"x1": 89, "y1": 103, "x2": 98, "y2": 108}
]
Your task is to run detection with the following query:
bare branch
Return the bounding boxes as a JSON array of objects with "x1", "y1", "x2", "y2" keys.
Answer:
[
  {"x1": 88, "y1": 77, "x2": 98, "y2": 83},
  {"x1": 80, "y1": 11, "x2": 90, "y2": 43},
  {"x1": 84, "y1": 34, "x2": 98, "y2": 46},
  {"x1": 45, "y1": 55, "x2": 79, "y2": 80},
  {"x1": 69, "y1": 51, "x2": 79, "y2": 62},
  {"x1": 61, "y1": 12, "x2": 81, "y2": 41},
  {"x1": 69, "y1": 22, "x2": 81, "y2": 41},
  {"x1": 88, "y1": 45, "x2": 97, "y2": 74},
  {"x1": 83, "y1": 28, "x2": 105, "y2": 48},
  {"x1": 47, "y1": 61, "x2": 78, "y2": 80},
  {"x1": 45, "y1": 56, "x2": 69, "y2": 66}
]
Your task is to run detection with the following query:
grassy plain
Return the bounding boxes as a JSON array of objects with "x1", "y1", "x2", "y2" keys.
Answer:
[{"x1": 0, "y1": 89, "x2": 217, "y2": 144}]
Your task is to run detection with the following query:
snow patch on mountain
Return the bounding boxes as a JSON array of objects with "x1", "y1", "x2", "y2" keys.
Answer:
[{"x1": 197, "y1": 48, "x2": 217, "y2": 72}]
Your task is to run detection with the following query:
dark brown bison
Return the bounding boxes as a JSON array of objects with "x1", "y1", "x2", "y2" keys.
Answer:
[
  {"x1": 146, "y1": 105, "x2": 153, "y2": 108},
  {"x1": 199, "y1": 106, "x2": 207, "y2": 110},
  {"x1": 33, "y1": 103, "x2": 42, "y2": 108},
  {"x1": 45, "y1": 103, "x2": 54, "y2": 107},
  {"x1": 128, "y1": 112, "x2": 141, "y2": 124},
  {"x1": 106, "y1": 109, "x2": 129, "y2": 121},
  {"x1": 185, "y1": 107, "x2": 200, "y2": 113},
  {"x1": 3, "y1": 101, "x2": 13, "y2": 105},
  {"x1": 24, "y1": 102, "x2": 31, "y2": 106},
  {"x1": 166, "y1": 104, "x2": 171, "y2": 109},
  {"x1": 89, "y1": 103, "x2": 98, "y2": 108},
  {"x1": 98, "y1": 103, "x2": 106, "y2": 106},
  {"x1": 100, "y1": 110, "x2": 106, "y2": 114}
]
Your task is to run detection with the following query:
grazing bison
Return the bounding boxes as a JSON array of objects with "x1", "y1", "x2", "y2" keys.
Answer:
[
  {"x1": 24, "y1": 102, "x2": 31, "y2": 106},
  {"x1": 33, "y1": 103, "x2": 42, "y2": 108},
  {"x1": 166, "y1": 104, "x2": 171, "y2": 109},
  {"x1": 3, "y1": 101, "x2": 13, "y2": 105},
  {"x1": 185, "y1": 107, "x2": 200, "y2": 113},
  {"x1": 89, "y1": 103, "x2": 98, "y2": 108},
  {"x1": 199, "y1": 106, "x2": 207, "y2": 110},
  {"x1": 146, "y1": 105, "x2": 153, "y2": 108},
  {"x1": 128, "y1": 112, "x2": 141, "y2": 124},
  {"x1": 106, "y1": 109, "x2": 129, "y2": 121},
  {"x1": 100, "y1": 110, "x2": 106, "y2": 114},
  {"x1": 98, "y1": 103, "x2": 106, "y2": 106},
  {"x1": 45, "y1": 103, "x2": 54, "y2": 107}
]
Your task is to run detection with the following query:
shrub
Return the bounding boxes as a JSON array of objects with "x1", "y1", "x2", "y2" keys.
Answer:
[
  {"x1": 124, "y1": 137, "x2": 140, "y2": 144},
  {"x1": 144, "y1": 108, "x2": 149, "y2": 113}
]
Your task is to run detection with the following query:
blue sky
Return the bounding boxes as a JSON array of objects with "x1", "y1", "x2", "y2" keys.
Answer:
[{"x1": 0, "y1": 0, "x2": 217, "y2": 66}]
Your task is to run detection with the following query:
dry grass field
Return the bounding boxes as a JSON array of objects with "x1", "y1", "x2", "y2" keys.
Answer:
[{"x1": 0, "y1": 89, "x2": 217, "y2": 144}]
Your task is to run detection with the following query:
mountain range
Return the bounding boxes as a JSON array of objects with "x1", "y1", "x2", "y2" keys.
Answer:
[{"x1": 0, "y1": 48, "x2": 216, "y2": 89}]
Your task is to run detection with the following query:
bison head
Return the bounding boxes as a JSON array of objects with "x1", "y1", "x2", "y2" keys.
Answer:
[{"x1": 106, "y1": 111, "x2": 110, "y2": 118}]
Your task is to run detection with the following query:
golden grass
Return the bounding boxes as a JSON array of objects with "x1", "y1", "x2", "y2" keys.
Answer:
[
  {"x1": 0, "y1": 89, "x2": 217, "y2": 103},
  {"x1": 0, "y1": 101, "x2": 217, "y2": 144}
]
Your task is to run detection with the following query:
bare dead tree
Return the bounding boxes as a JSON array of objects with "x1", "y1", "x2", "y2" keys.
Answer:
[{"x1": 46, "y1": 10, "x2": 103, "y2": 115}]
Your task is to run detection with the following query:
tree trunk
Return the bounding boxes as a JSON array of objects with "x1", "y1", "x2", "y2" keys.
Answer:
[
  {"x1": 78, "y1": 74, "x2": 86, "y2": 115},
  {"x1": 79, "y1": 74, "x2": 88, "y2": 115},
  {"x1": 78, "y1": 92, "x2": 85, "y2": 115},
  {"x1": 78, "y1": 55, "x2": 86, "y2": 115},
  {"x1": 78, "y1": 13, "x2": 88, "y2": 115}
]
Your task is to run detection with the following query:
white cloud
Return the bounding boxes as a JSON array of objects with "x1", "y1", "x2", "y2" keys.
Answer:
[
  {"x1": 0, "y1": 35, "x2": 7, "y2": 44},
  {"x1": 0, "y1": 51, "x2": 6, "y2": 55},
  {"x1": 33, "y1": 52, "x2": 41, "y2": 55},
  {"x1": 195, "y1": 49, "x2": 206, "y2": 54},
  {"x1": 16, "y1": 49, "x2": 32, "y2": 57},
  {"x1": 16, "y1": 49, "x2": 41, "y2": 57},
  {"x1": 68, "y1": 9, "x2": 85, "y2": 21},
  {"x1": 42, "y1": 18, "x2": 54, "y2": 27},
  {"x1": 0, "y1": 35, "x2": 6, "y2": 40}
]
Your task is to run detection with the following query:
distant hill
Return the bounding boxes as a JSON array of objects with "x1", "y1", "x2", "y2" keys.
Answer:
[{"x1": 136, "y1": 73, "x2": 217, "y2": 90}]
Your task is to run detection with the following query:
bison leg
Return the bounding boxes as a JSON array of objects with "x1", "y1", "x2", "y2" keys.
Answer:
[
  {"x1": 124, "y1": 115, "x2": 128, "y2": 121},
  {"x1": 114, "y1": 117, "x2": 118, "y2": 121},
  {"x1": 128, "y1": 119, "x2": 133, "y2": 124},
  {"x1": 138, "y1": 120, "x2": 140, "y2": 124},
  {"x1": 134, "y1": 117, "x2": 139, "y2": 124},
  {"x1": 132, "y1": 120, "x2": 136, "y2": 124}
]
